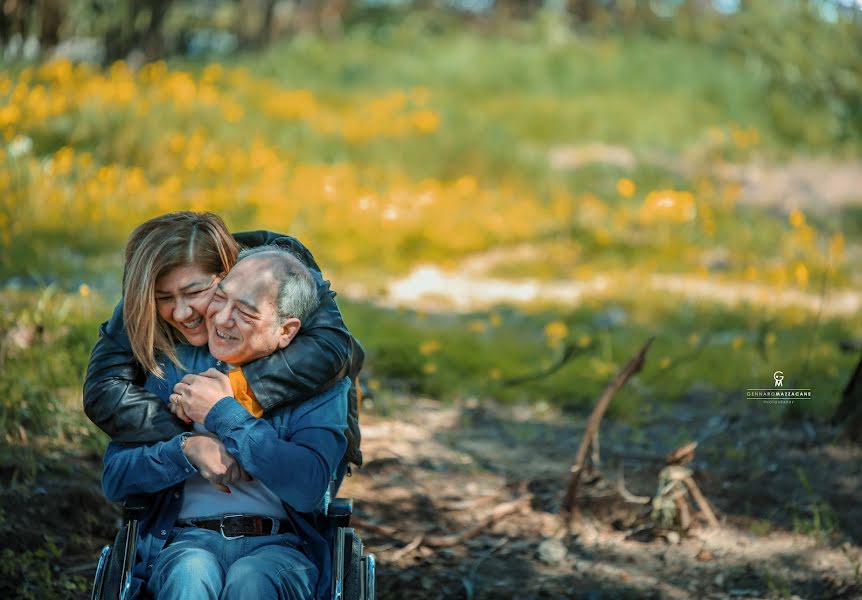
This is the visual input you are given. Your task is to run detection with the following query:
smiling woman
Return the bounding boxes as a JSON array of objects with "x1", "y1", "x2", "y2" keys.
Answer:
[
  {"x1": 155, "y1": 265, "x2": 221, "y2": 347},
  {"x1": 123, "y1": 212, "x2": 238, "y2": 377}
]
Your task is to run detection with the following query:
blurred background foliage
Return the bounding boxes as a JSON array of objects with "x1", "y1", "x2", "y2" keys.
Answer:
[
  {"x1": 0, "y1": 0, "x2": 860, "y2": 447},
  {"x1": 2, "y1": 4, "x2": 861, "y2": 598}
]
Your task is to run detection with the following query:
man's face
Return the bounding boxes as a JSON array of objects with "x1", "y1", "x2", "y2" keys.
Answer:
[{"x1": 206, "y1": 258, "x2": 299, "y2": 365}]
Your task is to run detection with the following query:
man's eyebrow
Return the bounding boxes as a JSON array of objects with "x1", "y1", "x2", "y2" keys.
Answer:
[{"x1": 216, "y1": 282, "x2": 260, "y2": 314}]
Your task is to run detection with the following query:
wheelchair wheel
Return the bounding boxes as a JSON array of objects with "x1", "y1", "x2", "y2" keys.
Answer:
[
  {"x1": 91, "y1": 521, "x2": 137, "y2": 600},
  {"x1": 342, "y1": 528, "x2": 364, "y2": 600}
]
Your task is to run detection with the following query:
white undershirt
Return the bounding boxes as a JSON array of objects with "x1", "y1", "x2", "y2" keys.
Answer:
[{"x1": 177, "y1": 423, "x2": 288, "y2": 521}]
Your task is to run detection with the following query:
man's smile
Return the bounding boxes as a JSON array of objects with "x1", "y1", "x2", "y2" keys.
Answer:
[{"x1": 214, "y1": 327, "x2": 239, "y2": 341}]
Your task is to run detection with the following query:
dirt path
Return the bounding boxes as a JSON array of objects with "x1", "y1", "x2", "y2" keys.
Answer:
[
  {"x1": 342, "y1": 257, "x2": 861, "y2": 316},
  {"x1": 341, "y1": 396, "x2": 862, "y2": 599},
  {"x1": 549, "y1": 144, "x2": 862, "y2": 211}
]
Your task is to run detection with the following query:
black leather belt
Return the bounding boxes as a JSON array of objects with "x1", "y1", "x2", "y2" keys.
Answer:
[{"x1": 180, "y1": 514, "x2": 292, "y2": 539}]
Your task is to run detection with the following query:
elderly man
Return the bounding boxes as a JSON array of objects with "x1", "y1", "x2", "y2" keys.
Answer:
[{"x1": 101, "y1": 247, "x2": 349, "y2": 600}]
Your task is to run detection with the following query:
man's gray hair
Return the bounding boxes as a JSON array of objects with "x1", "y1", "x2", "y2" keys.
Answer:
[{"x1": 236, "y1": 246, "x2": 319, "y2": 324}]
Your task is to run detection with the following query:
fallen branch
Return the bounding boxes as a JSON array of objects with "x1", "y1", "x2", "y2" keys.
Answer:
[
  {"x1": 666, "y1": 441, "x2": 698, "y2": 466},
  {"x1": 423, "y1": 494, "x2": 531, "y2": 547},
  {"x1": 561, "y1": 337, "x2": 655, "y2": 526},
  {"x1": 616, "y1": 466, "x2": 650, "y2": 505},
  {"x1": 352, "y1": 493, "x2": 531, "y2": 549},
  {"x1": 389, "y1": 534, "x2": 424, "y2": 561},
  {"x1": 502, "y1": 342, "x2": 588, "y2": 387},
  {"x1": 462, "y1": 537, "x2": 509, "y2": 600},
  {"x1": 350, "y1": 518, "x2": 400, "y2": 539},
  {"x1": 682, "y1": 476, "x2": 719, "y2": 528}
]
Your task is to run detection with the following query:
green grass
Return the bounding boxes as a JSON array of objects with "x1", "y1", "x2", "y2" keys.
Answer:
[
  {"x1": 223, "y1": 27, "x2": 778, "y2": 174},
  {"x1": 338, "y1": 290, "x2": 855, "y2": 419},
  {"x1": 1, "y1": 281, "x2": 855, "y2": 445}
]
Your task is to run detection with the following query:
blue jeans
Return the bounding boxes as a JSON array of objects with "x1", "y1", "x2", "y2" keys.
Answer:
[{"x1": 147, "y1": 526, "x2": 318, "y2": 600}]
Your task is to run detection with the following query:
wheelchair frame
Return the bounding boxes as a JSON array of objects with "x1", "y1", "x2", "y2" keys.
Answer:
[{"x1": 91, "y1": 493, "x2": 375, "y2": 600}]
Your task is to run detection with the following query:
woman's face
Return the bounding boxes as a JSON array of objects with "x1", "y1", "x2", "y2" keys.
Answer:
[{"x1": 154, "y1": 264, "x2": 221, "y2": 346}]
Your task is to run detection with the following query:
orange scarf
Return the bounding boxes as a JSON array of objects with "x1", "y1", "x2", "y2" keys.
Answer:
[{"x1": 227, "y1": 368, "x2": 264, "y2": 418}]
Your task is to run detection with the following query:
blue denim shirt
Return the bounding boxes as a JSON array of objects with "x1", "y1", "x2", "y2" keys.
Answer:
[{"x1": 101, "y1": 344, "x2": 349, "y2": 599}]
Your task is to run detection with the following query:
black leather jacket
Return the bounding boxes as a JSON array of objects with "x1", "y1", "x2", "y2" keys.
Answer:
[{"x1": 83, "y1": 230, "x2": 363, "y2": 466}]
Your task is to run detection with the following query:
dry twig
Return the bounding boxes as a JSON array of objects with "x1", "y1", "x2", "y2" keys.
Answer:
[
  {"x1": 682, "y1": 476, "x2": 719, "y2": 528},
  {"x1": 462, "y1": 537, "x2": 509, "y2": 600},
  {"x1": 616, "y1": 465, "x2": 651, "y2": 505},
  {"x1": 561, "y1": 337, "x2": 655, "y2": 525},
  {"x1": 352, "y1": 493, "x2": 531, "y2": 549},
  {"x1": 389, "y1": 534, "x2": 424, "y2": 561},
  {"x1": 423, "y1": 494, "x2": 531, "y2": 548}
]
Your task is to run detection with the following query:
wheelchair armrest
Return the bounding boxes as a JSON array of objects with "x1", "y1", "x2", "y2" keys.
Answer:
[
  {"x1": 328, "y1": 497, "x2": 353, "y2": 528},
  {"x1": 122, "y1": 494, "x2": 150, "y2": 520}
]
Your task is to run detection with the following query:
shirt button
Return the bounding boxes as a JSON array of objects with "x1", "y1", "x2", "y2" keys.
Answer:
[
  {"x1": 160, "y1": 529, "x2": 167, "y2": 535},
  {"x1": 185, "y1": 468, "x2": 191, "y2": 473},
  {"x1": 174, "y1": 492, "x2": 181, "y2": 499}
]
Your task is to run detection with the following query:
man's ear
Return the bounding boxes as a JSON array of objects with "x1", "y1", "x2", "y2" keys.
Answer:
[{"x1": 277, "y1": 318, "x2": 302, "y2": 349}]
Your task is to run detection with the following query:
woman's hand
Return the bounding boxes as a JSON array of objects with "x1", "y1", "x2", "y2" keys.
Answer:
[
  {"x1": 171, "y1": 368, "x2": 233, "y2": 424},
  {"x1": 169, "y1": 394, "x2": 191, "y2": 424},
  {"x1": 182, "y1": 434, "x2": 251, "y2": 493}
]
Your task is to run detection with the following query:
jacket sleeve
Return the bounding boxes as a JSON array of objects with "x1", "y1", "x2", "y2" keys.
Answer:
[
  {"x1": 233, "y1": 231, "x2": 354, "y2": 412},
  {"x1": 101, "y1": 437, "x2": 197, "y2": 502},
  {"x1": 83, "y1": 301, "x2": 187, "y2": 444},
  {"x1": 204, "y1": 378, "x2": 350, "y2": 513}
]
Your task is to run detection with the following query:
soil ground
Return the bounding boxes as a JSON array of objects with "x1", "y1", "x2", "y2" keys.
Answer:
[
  {"x1": 341, "y1": 393, "x2": 862, "y2": 600},
  {"x1": 2, "y1": 392, "x2": 861, "y2": 599}
]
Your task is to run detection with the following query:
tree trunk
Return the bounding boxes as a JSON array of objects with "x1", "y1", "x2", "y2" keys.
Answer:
[
  {"x1": 834, "y1": 352, "x2": 862, "y2": 442},
  {"x1": 142, "y1": 0, "x2": 174, "y2": 61},
  {"x1": 258, "y1": 0, "x2": 277, "y2": 48},
  {"x1": 38, "y1": 0, "x2": 63, "y2": 48}
]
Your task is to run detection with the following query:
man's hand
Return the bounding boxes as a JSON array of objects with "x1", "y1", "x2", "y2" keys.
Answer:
[
  {"x1": 171, "y1": 368, "x2": 233, "y2": 424},
  {"x1": 182, "y1": 434, "x2": 251, "y2": 493}
]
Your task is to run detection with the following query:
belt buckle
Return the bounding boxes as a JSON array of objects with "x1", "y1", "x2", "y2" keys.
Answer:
[{"x1": 219, "y1": 514, "x2": 245, "y2": 540}]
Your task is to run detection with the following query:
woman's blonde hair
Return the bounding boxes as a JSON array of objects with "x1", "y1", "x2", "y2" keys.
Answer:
[{"x1": 122, "y1": 211, "x2": 239, "y2": 378}]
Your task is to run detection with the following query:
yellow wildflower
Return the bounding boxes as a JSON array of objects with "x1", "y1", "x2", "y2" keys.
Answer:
[
  {"x1": 794, "y1": 263, "x2": 809, "y2": 287},
  {"x1": 410, "y1": 109, "x2": 439, "y2": 134},
  {"x1": 788, "y1": 209, "x2": 805, "y2": 229},
  {"x1": 468, "y1": 320, "x2": 487, "y2": 334},
  {"x1": 544, "y1": 320, "x2": 568, "y2": 347},
  {"x1": 419, "y1": 339, "x2": 441, "y2": 356},
  {"x1": 616, "y1": 178, "x2": 636, "y2": 198}
]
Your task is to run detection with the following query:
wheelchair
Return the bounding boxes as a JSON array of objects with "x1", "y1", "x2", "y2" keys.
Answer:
[{"x1": 91, "y1": 487, "x2": 376, "y2": 600}]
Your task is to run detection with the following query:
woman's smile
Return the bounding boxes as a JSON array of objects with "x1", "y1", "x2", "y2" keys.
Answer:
[{"x1": 154, "y1": 264, "x2": 220, "y2": 346}]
